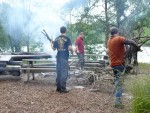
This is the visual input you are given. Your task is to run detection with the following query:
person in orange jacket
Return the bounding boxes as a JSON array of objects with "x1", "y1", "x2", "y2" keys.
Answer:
[{"x1": 107, "y1": 27, "x2": 139, "y2": 108}]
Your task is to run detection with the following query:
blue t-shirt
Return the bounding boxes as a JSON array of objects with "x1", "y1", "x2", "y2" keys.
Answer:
[{"x1": 53, "y1": 35, "x2": 72, "y2": 60}]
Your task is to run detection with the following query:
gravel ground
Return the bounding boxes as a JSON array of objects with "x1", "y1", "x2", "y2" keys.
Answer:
[{"x1": 0, "y1": 74, "x2": 131, "y2": 113}]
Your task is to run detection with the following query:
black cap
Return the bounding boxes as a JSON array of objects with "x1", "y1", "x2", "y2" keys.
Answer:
[
  {"x1": 110, "y1": 27, "x2": 119, "y2": 36},
  {"x1": 60, "y1": 26, "x2": 66, "y2": 33}
]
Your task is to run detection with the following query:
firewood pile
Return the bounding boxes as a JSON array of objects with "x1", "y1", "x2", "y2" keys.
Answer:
[
  {"x1": 67, "y1": 62, "x2": 115, "y2": 93},
  {"x1": 87, "y1": 67, "x2": 115, "y2": 93}
]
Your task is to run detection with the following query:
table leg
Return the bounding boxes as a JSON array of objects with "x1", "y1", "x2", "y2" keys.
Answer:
[
  {"x1": 27, "y1": 61, "x2": 30, "y2": 82},
  {"x1": 32, "y1": 73, "x2": 35, "y2": 80},
  {"x1": 30, "y1": 61, "x2": 35, "y2": 80}
]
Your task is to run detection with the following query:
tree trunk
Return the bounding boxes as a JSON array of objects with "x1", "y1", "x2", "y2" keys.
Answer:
[
  {"x1": 105, "y1": 0, "x2": 109, "y2": 47},
  {"x1": 115, "y1": 0, "x2": 121, "y2": 28},
  {"x1": 14, "y1": 43, "x2": 21, "y2": 52},
  {"x1": 8, "y1": 35, "x2": 14, "y2": 52},
  {"x1": 27, "y1": 36, "x2": 30, "y2": 52}
]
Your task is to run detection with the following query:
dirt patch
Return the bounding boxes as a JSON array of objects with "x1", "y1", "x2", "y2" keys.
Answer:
[{"x1": 0, "y1": 74, "x2": 131, "y2": 113}]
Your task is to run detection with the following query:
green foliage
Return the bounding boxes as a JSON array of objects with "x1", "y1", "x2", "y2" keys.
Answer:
[
  {"x1": 85, "y1": 44, "x2": 106, "y2": 60},
  {"x1": 67, "y1": 20, "x2": 105, "y2": 46},
  {"x1": 126, "y1": 63, "x2": 150, "y2": 113},
  {"x1": 67, "y1": 0, "x2": 150, "y2": 46},
  {"x1": 29, "y1": 42, "x2": 44, "y2": 52},
  {"x1": 133, "y1": 11, "x2": 150, "y2": 31},
  {"x1": 138, "y1": 63, "x2": 150, "y2": 70},
  {"x1": 131, "y1": 77, "x2": 150, "y2": 113},
  {"x1": 0, "y1": 23, "x2": 10, "y2": 52}
]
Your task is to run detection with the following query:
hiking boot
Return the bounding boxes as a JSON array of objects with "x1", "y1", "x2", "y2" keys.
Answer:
[
  {"x1": 114, "y1": 104, "x2": 124, "y2": 109},
  {"x1": 56, "y1": 88, "x2": 61, "y2": 92},
  {"x1": 114, "y1": 97, "x2": 124, "y2": 109},
  {"x1": 60, "y1": 89, "x2": 69, "y2": 93}
]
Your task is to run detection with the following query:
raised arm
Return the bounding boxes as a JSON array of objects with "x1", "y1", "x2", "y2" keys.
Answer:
[
  {"x1": 124, "y1": 39, "x2": 140, "y2": 51},
  {"x1": 124, "y1": 39, "x2": 138, "y2": 47}
]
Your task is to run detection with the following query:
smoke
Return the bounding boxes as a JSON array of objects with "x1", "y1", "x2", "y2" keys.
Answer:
[
  {"x1": 5, "y1": 7, "x2": 26, "y2": 38},
  {"x1": 0, "y1": 0, "x2": 88, "y2": 53},
  {"x1": 63, "y1": 0, "x2": 88, "y2": 11},
  {"x1": 0, "y1": 0, "x2": 68, "y2": 52}
]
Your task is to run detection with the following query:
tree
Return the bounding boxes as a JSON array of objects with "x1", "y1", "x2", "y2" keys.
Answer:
[
  {"x1": 66, "y1": 0, "x2": 107, "y2": 46},
  {"x1": 0, "y1": 1, "x2": 45, "y2": 52},
  {"x1": 104, "y1": 0, "x2": 109, "y2": 47},
  {"x1": 0, "y1": 22, "x2": 10, "y2": 52},
  {"x1": 66, "y1": 0, "x2": 150, "y2": 46}
]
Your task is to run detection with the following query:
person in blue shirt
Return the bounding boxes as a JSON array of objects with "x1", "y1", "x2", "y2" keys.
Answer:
[{"x1": 52, "y1": 26, "x2": 73, "y2": 93}]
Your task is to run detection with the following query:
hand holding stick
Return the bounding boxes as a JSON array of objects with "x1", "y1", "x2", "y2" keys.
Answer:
[{"x1": 41, "y1": 29, "x2": 53, "y2": 43}]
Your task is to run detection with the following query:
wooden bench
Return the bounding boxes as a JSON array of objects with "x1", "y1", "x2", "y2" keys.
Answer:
[{"x1": 21, "y1": 67, "x2": 56, "y2": 72}]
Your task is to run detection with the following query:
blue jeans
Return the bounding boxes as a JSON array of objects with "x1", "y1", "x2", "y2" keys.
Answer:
[
  {"x1": 77, "y1": 53, "x2": 84, "y2": 70},
  {"x1": 112, "y1": 65, "x2": 125, "y2": 104},
  {"x1": 56, "y1": 58, "x2": 68, "y2": 90}
]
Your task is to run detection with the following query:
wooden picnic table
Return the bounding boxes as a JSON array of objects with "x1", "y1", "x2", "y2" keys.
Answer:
[
  {"x1": 21, "y1": 59, "x2": 76, "y2": 82},
  {"x1": 20, "y1": 54, "x2": 108, "y2": 82}
]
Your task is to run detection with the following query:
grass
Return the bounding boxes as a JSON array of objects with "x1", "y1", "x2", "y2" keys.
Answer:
[
  {"x1": 138, "y1": 63, "x2": 150, "y2": 70},
  {"x1": 125, "y1": 63, "x2": 150, "y2": 113}
]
